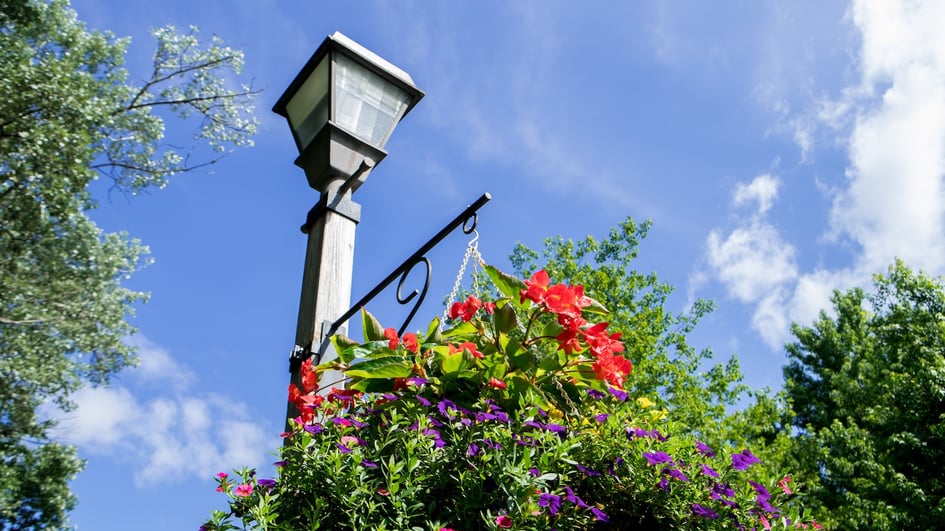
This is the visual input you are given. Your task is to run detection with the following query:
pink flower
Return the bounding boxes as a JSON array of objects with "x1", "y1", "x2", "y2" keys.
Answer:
[
  {"x1": 215, "y1": 472, "x2": 228, "y2": 480},
  {"x1": 778, "y1": 475, "x2": 793, "y2": 495},
  {"x1": 234, "y1": 483, "x2": 254, "y2": 497},
  {"x1": 488, "y1": 377, "x2": 507, "y2": 390},
  {"x1": 495, "y1": 514, "x2": 513, "y2": 528}
]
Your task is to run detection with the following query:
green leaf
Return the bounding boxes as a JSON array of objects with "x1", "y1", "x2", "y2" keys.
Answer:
[
  {"x1": 494, "y1": 302, "x2": 519, "y2": 334},
  {"x1": 330, "y1": 334, "x2": 360, "y2": 363},
  {"x1": 484, "y1": 264, "x2": 526, "y2": 302},
  {"x1": 361, "y1": 307, "x2": 387, "y2": 342},
  {"x1": 582, "y1": 295, "x2": 610, "y2": 316},
  {"x1": 424, "y1": 317, "x2": 442, "y2": 344},
  {"x1": 436, "y1": 346, "x2": 471, "y2": 375},
  {"x1": 442, "y1": 320, "x2": 477, "y2": 339},
  {"x1": 347, "y1": 379, "x2": 396, "y2": 393},
  {"x1": 344, "y1": 356, "x2": 413, "y2": 379}
]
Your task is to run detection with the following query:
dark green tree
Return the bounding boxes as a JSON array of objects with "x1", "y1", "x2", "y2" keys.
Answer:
[
  {"x1": 0, "y1": 0, "x2": 257, "y2": 528},
  {"x1": 772, "y1": 260, "x2": 945, "y2": 529},
  {"x1": 510, "y1": 217, "x2": 749, "y2": 447}
]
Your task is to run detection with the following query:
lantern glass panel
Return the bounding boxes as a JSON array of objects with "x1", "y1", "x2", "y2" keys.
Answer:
[
  {"x1": 334, "y1": 53, "x2": 409, "y2": 148},
  {"x1": 285, "y1": 57, "x2": 330, "y2": 150}
]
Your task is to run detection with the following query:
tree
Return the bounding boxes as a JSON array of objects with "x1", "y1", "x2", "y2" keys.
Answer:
[
  {"x1": 509, "y1": 218, "x2": 749, "y2": 447},
  {"x1": 771, "y1": 260, "x2": 945, "y2": 529},
  {"x1": 0, "y1": 0, "x2": 257, "y2": 527}
]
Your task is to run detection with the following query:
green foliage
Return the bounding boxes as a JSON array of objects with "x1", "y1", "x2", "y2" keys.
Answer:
[
  {"x1": 207, "y1": 267, "x2": 816, "y2": 530},
  {"x1": 509, "y1": 218, "x2": 748, "y2": 447},
  {"x1": 769, "y1": 260, "x2": 945, "y2": 529},
  {"x1": 0, "y1": 0, "x2": 257, "y2": 527}
]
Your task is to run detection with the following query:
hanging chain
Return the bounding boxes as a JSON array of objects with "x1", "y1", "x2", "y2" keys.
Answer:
[{"x1": 442, "y1": 229, "x2": 483, "y2": 330}]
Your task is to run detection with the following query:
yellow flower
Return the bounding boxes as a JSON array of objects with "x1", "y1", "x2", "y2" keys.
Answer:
[
  {"x1": 636, "y1": 396, "x2": 656, "y2": 409},
  {"x1": 650, "y1": 408, "x2": 668, "y2": 421}
]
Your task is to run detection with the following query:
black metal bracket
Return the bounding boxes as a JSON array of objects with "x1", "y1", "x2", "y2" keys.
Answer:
[{"x1": 290, "y1": 192, "x2": 491, "y2": 370}]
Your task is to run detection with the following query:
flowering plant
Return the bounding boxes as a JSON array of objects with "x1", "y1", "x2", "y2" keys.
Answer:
[{"x1": 203, "y1": 266, "x2": 819, "y2": 530}]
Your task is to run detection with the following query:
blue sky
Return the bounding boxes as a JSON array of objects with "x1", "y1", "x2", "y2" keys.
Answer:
[{"x1": 46, "y1": 0, "x2": 945, "y2": 529}]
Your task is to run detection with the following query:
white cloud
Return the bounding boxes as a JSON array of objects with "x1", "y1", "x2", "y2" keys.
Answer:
[
  {"x1": 55, "y1": 336, "x2": 274, "y2": 487},
  {"x1": 704, "y1": 173, "x2": 798, "y2": 348},
  {"x1": 706, "y1": 222, "x2": 797, "y2": 303},
  {"x1": 733, "y1": 174, "x2": 780, "y2": 215}
]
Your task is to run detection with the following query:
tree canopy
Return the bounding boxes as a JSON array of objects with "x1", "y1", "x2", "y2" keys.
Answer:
[
  {"x1": 767, "y1": 260, "x2": 945, "y2": 529},
  {"x1": 0, "y1": 0, "x2": 257, "y2": 527}
]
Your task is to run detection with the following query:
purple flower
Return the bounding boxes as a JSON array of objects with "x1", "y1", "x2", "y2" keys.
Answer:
[
  {"x1": 692, "y1": 504, "x2": 719, "y2": 519},
  {"x1": 538, "y1": 493, "x2": 562, "y2": 516},
  {"x1": 528, "y1": 467, "x2": 540, "y2": 476},
  {"x1": 594, "y1": 413, "x2": 609, "y2": 423},
  {"x1": 563, "y1": 485, "x2": 588, "y2": 508},
  {"x1": 748, "y1": 480, "x2": 771, "y2": 500},
  {"x1": 757, "y1": 496, "x2": 780, "y2": 514},
  {"x1": 701, "y1": 463, "x2": 720, "y2": 478},
  {"x1": 335, "y1": 443, "x2": 352, "y2": 454},
  {"x1": 360, "y1": 459, "x2": 378, "y2": 468},
  {"x1": 731, "y1": 449, "x2": 761, "y2": 471},
  {"x1": 333, "y1": 418, "x2": 352, "y2": 427},
  {"x1": 643, "y1": 451, "x2": 674, "y2": 466},
  {"x1": 662, "y1": 466, "x2": 689, "y2": 482},
  {"x1": 711, "y1": 482, "x2": 735, "y2": 499},
  {"x1": 257, "y1": 478, "x2": 276, "y2": 488},
  {"x1": 575, "y1": 464, "x2": 601, "y2": 476},
  {"x1": 493, "y1": 410, "x2": 510, "y2": 423},
  {"x1": 696, "y1": 440, "x2": 717, "y2": 457},
  {"x1": 590, "y1": 507, "x2": 610, "y2": 523},
  {"x1": 524, "y1": 420, "x2": 545, "y2": 430},
  {"x1": 607, "y1": 386, "x2": 628, "y2": 401},
  {"x1": 304, "y1": 424, "x2": 323, "y2": 435},
  {"x1": 350, "y1": 418, "x2": 369, "y2": 429},
  {"x1": 416, "y1": 395, "x2": 432, "y2": 407},
  {"x1": 468, "y1": 443, "x2": 479, "y2": 456},
  {"x1": 587, "y1": 388, "x2": 606, "y2": 400},
  {"x1": 407, "y1": 376, "x2": 428, "y2": 386},
  {"x1": 437, "y1": 399, "x2": 458, "y2": 418},
  {"x1": 545, "y1": 423, "x2": 566, "y2": 433},
  {"x1": 657, "y1": 477, "x2": 670, "y2": 491},
  {"x1": 273, "y1": 460, "x2": 287, "y2": 468},
  {"x1": 483, "y1": 438, "x2": 501, "y2": 451}
]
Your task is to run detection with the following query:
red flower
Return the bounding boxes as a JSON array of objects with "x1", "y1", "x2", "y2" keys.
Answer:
[
  {"x1": 484, "y1": 301, "x2": 496, "y2": 314},
  {"x1": 300, "y1": 357, "x2": 319, "y2": 394},
  {"x1": 384, "y1": 327, "x2": 399, "y2": 350},
  {"x1": 450, "y1": 341, "x2": 483, "y2": 359},
  {"x1": 449, "y1": 295, "x2": 483, "y2": 321},
  {"x1": 544, "y1": 283, "x2": 591, "y2": 320},
  {"x1": 556, "y1": 328, "x2": 583, "y2": 355},
  {"x1": 495, "y1": 515, "x2": 513, "y2": 528},
  {"x1": 402, "y1": 332, "x2": 419, "y2": 353},
  {"x1": 584, "y1": 322, "x2": 625, "y2": 358},
  {"x1": 520, "y1": 270, "x2": 550, "y2": 304},
  {"x1": 327, "y1": 387, "x2": 361, "y2": 407},
  {"x1": 488, "y1": 377, "x2": 507, "y2": 390},
  {"x1": 592, "y1": 354, "x2": 633, "y2": 388}
]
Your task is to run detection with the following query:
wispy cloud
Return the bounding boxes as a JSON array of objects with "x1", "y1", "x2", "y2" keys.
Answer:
[
  {"x1": 704, "y1": 0, "x2": 945, "y2": 348},
  {"x1": 705, "y1": 174, "x2": 798, "y2": 347},
  {"x1": 55, "y1": 336, "x2": 275, "y2": 487}
]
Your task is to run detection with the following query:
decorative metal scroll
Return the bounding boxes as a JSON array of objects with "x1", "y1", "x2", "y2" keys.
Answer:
[{"x1": 294, "y1": 192, "x2": 491, "y2": 370}]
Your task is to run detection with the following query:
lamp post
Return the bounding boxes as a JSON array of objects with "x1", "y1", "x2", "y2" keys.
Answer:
[{"x1": 273, "y1": 32, "x2": 424, "y2": 408}]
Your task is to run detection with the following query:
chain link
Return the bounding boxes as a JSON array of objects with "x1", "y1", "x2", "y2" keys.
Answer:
[{"x1": 441, "y1": 230, "x2": 483, "y2": 330}]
